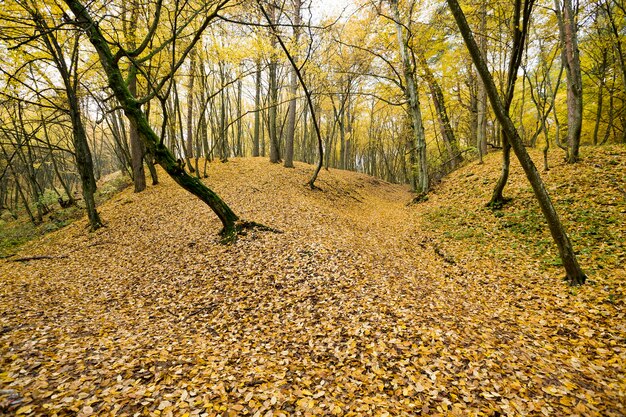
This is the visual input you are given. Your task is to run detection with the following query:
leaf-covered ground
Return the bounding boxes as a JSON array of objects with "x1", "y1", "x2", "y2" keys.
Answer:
[{"x1": 1, "y1": 146, "x2": 624, "y2": 416}]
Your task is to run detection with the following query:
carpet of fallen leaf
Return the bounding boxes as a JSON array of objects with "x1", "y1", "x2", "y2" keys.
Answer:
[{"x1": 1, "y1": 145, "x2": 625, "y2": 417}]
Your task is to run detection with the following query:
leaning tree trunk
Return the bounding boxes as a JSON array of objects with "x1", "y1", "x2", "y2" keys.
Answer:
[
  {"x1": 65, "y1": 0, "x2": 243, "y2": 239},
  {"x1": 447, "y1": 0, "x2": 587, "y2": 286}
]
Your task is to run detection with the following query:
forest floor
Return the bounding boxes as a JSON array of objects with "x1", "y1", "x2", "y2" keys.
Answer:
[{"x1": 1, "y1": 146, "x2": 625, "y2": 417}]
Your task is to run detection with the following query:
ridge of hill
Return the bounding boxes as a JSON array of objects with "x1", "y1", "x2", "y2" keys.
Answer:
[{"x1": 0, "y1": 147, "x2": 624, "y2": 416}]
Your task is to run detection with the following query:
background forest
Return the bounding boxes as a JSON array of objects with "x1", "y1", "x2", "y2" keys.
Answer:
[{"x1": 0, "y1": 0, "x2": 624, "y2": 233}]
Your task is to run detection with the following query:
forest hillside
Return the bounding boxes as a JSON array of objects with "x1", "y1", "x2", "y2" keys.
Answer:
[{"x1": 1, "y1": 146, "x2": 625, "y2": 416}]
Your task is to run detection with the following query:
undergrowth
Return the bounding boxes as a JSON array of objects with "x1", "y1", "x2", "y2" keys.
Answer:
[{"x1": 0, "y1": 174, "x2": 131, "y2": 257}]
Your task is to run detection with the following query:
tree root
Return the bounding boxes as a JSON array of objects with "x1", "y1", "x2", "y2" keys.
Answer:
[
  {"x1": 220, "y1": 220, "x2": 283, "y2": 244},
  {"x1": 406, "y1": 192, "x2": 429, "y2": 206},
  {"x1": 486, "y1": 197, "x2": 512, "y2": 210}
]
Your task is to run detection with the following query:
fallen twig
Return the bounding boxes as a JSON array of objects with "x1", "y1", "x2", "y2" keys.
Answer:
[{"x1": 10, "y1": 255, "x2": 69, "y2": 262}]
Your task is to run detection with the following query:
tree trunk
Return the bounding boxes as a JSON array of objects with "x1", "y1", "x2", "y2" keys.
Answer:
[
  {"x1": 339, "y1": 88, "x2": 347, "y2": 170},
  {"x1": 69, "y1": 91, "x2": 102, "y2": 229},
  {"x1": 128, "y1": 72, "x2": 147, "y2": 192},
  {"x1": 555, "y1": 0, "x2": 583, "y2": 163},
  {"x1": 236, "y1": 71, "x2": 243, "y2": 157},
  {"x1": 218, "y1": 64, "x2": 229, "y2": 162},
  {"x1": 253, "y1": 60, "x2": 262, "y2": 157},
  {"x1": 390, "y1": 0, "x2": 428, "y2": 194},
  {"x1": 34, "y1": 12, "x2": 102, "y2": 229},
  {"x1": 417, "y1": 53, "x2": 462, "y2": 170},
  {"x1": 268, "y1": 4, "x2": 281, "y2": 164},
  {"x1": 447, "y1": 0, "x2": 587, "y2": 286},
  {"x1": 268, "y1": 59, "x2": 280, "y2": 163},
  {"x1": 284, "y1": 0, "x2": 302, "y2": 168},
  {"x1": 593, "y1": 75, "x2": 604, "y2": 146},
  {"x1": 41, "y1": 114, "x2": 75, "y2": 205},
  {"x1": 0, "y1": 144, "x2": 36, "y2": 225},
  {"x1": 186, "y1": 48, "x2": 196, "y2": 171},
  {"x1": 125, "y1": 0, "x2": 147, "y2": 192}
]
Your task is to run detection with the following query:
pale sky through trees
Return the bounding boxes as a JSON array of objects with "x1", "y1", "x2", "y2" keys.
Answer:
[{"x1": 311, "y1": 0, "x2": 355, "y2": 19}]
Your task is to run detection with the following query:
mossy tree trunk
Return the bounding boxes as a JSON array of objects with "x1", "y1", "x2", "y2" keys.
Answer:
[
  {"x1": 124, "y1": 0, "x2": 147, "y2": 193},
  {"x1": 65, "y1": 0, "x2": 241, "y2": 239}
]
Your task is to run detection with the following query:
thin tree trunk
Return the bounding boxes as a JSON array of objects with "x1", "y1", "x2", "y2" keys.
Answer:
[
  {"x1": 284, "y1": 0, "x2": 302, "y2": 168},
  {"x1": 489, "y1": 0, "x2": 533, "y2": 207},
  {"x1": 186, "y1": 48, "x2": 196, "y2": 171},
  {"x1": 219, "y1": 67, "x2": 229, "y2": 161},
  {"x1": 268, "y1": 4, "x2": 280, "y2": 164},
  {"x1": 253, "y1": 60, "x2": 262, "y2": 157},
  {"x1": 1, "y1": 144, "x2": 36, "y2": 225},
  {"x1": 236, "y1": 71, "x2": 243, "y2": 157},
  {"x1": 34, "y1": 13, "x2": 102, "y2": 229},
  {"x1": 41, "y1": 114, "x2": 75, "y2": 205},
  {"x1": 555, "y1": 0, "x2": 583, "y2": 163},
  {"x1": 417, "y1": 53, "x2": 462, "y2": 170}
]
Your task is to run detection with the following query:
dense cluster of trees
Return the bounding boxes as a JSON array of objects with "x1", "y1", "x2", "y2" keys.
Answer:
[{"x1": 0, "y1": 0, "x2": 623, "y2": 281}]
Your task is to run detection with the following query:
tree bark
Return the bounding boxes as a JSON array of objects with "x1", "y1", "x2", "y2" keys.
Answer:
[
  {"x1": 0, "y1": 144, "x2": 36, "y2": 225},
  {"x1": 41, "y1": 114, "x2": 75, "y2": 205},
  {"x1": 268, "y1": 4, "x2": 281, "y2": 164},
  {"x1": 128, "y1": 72, "x2": 147, "y2": 192},
  {"x1": 417, "y1": 53, "x2": 462, "y2": 170},
  {"x1": 33, "y1": 11, "x2": 102, "y2": 229}
]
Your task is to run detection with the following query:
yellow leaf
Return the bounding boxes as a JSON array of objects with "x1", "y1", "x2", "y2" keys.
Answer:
[{"x1": 15, "y1": 405, "x2": 33, "y2": 415}]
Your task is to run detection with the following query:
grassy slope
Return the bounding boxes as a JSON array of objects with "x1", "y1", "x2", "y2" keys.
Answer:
[{"x1": 0, "y1": 146, "x2": 624, "y2": 416}]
